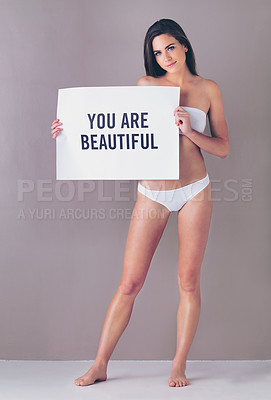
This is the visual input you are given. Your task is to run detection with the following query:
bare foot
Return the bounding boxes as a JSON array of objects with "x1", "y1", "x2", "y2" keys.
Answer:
[
  {"x1": 168, "y1": 360, "x2": 189, "y2": 387},
  {"x1": 74, "y1": 362, "x2": 107, "y2": 386}
]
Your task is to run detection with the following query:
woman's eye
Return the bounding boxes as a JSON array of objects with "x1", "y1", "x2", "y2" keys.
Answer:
[{"x1": 154, "y1": 46, "x2": 174, "y2": 56}]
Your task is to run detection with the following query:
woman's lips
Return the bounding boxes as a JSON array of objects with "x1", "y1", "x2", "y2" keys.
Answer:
[{"x1": 167, "y1": 61, "x2": 176, "y2": 67}]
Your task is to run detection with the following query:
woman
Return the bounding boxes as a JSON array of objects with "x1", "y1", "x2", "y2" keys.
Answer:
[{"x1": 50, "y1": 18, "x2": 229, "y2": 388}]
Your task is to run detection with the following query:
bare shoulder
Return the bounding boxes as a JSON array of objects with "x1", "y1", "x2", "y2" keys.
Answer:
[
  {"x1": 202, "y1": 78, "x2": 227, "y2": 120},
  {"x1": 136, "y1": 76, "x2": 157, "y2": 86},
  {"x1": 196, "y1": 77, "x2": 224, "y2": 113},
  {"x1": 203, "y1": 78, "x2": 222, "y2": 97}
]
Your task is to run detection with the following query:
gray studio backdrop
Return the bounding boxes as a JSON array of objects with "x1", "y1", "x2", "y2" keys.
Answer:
[{"x1": 1, "y1": 0, "x2": 270, "y2": 360}]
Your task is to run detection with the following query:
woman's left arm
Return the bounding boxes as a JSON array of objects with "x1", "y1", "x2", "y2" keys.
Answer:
[{"x1": 185, "y1": 80, "x2": 229, "y2": 158}]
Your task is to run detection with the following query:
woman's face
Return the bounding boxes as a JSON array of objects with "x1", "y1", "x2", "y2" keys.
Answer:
[{"x1": 152, "y1": 33, "x2": 187, "y2": 72}]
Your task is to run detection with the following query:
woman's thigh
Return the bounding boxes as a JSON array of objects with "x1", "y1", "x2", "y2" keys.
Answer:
[
  {"x1": 177, "y1": 182, "x2": 213, "y2": 290},
  {"x1": 119, "y1": 191, "x2": 171, "y2": 293}
]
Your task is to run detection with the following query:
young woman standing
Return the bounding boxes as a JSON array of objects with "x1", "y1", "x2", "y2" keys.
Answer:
[{"x1": 51, "y1": 18, "x2": 229, "y2": 388}]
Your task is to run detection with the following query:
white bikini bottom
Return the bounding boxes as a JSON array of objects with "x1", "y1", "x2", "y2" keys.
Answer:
[{"x1": 137, "y1": 173, "x2": 210, "y2": 212}]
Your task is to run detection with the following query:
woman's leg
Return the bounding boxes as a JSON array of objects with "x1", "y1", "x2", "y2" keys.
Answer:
[
  {"x1": 168, "y1": 182, "x2": 213, "y2": 387},
  {"x1": 75, "y1": 192, "x2": 171, "y2": 386}
]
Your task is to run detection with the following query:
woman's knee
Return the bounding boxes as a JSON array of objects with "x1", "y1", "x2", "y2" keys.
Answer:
[
  {"x1": 178, "y1": 270, "x2": 200, "y2": 292},
  {"x1": 118, "y1": 280, "x2": 143, "y2": 296}
]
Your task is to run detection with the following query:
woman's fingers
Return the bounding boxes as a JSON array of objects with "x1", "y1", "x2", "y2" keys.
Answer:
[
  {"x1": 51, "y1": 120, "x2": 62, "y2": 130},
  {"x1": 51, "y1": 124, "x2": 62, "y2": 133},
  {"x1": 51, "y1": 127, "x2": 62, "y2": 135},
  {"x1": 52, "y1": 128, "x2": 62, "y2": 139},
  {"x1": 175, "y1": 112, "x2": 185, "y2": 125},
  {"x1": 173, "y1": 106, "x2": 185, "y2": 115},
  {"x1": 52, "y1": 129, "x2": 62, "y2": 139},
  {"x1": 175, "y1": 116, "x2": 182, "y2": 126},
  {"x1": 50, "y1": 119, "x2": 63, "y2": 139},
  {"x1": 174, "y1": 107, "x2": 188, "y2": 125},
  {"x1": 51, "y1": 119, "x2": 59, "y2": 128}
]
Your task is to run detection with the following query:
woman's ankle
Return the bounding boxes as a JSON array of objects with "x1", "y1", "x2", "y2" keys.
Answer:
[
  {"x1": 94, "y1": 358, "x2": 109, "y2": 369},
  {"x1": 172, "y1": 357, "x2": 187, "y2": 368}
]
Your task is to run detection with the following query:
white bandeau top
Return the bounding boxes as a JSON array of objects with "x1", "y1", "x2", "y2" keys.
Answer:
[{"x1": 179, "y1": 106, "x2": 207, "y2": 135}]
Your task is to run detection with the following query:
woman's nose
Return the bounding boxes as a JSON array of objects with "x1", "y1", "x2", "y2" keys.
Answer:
[
  {"x1": 164, "y1": 54, "x2": 172, "y2": 62},
  {"x1": 164, "y1": 58, "x2": 172, "y2": 66}
]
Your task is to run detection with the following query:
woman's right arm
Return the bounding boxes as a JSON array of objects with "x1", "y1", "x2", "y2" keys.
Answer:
[{"x1": 50, "y1": 119, "x2": 63, "y2": 140}]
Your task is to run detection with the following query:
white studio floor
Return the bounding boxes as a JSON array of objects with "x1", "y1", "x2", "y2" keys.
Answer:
[{"x1": 0, "y1": 360, "x2": 270, "y2": 400}]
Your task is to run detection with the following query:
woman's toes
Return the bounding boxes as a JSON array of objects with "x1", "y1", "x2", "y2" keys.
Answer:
[{"x1": 168, "y1": 379, "x2": 176, "y2": 386}]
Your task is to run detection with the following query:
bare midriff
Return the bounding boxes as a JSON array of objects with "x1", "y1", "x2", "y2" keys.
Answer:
[{"x1": 139, "y1": 75, "x2": 209, "y2": 191}]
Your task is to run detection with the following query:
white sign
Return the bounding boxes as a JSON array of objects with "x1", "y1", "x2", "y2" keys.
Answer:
[{"x1": 56, "y1": 86, "x2": 180, "y2": 180}]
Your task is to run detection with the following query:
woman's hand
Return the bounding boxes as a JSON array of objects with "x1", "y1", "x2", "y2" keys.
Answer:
[
  {"x1": 173, "y1": 106, "x2": 193, "y2": 136},
  {"x1": 51, "y1": 119, "x2": 63, "y2": 140}
]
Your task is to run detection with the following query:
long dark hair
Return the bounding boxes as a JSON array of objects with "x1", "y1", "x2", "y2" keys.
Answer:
[{"x1": 144, "y1": 19, "x2": 198, "y2": 77}]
